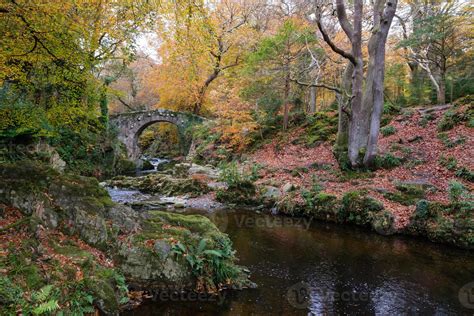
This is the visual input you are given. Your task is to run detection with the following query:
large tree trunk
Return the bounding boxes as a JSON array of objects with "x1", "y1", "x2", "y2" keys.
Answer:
[
  {"x1": 347, "y1": 0, "x2": 366, "y2": 167},
  {"x1": 364, "y1": 0, "x2": 398, "y2": 166}
]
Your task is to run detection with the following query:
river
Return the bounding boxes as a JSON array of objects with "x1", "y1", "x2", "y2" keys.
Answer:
[{"x1": 110, "y1": 162, "x2": 474, "y2": 315}]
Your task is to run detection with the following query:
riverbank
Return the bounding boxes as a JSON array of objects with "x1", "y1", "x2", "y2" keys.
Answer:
[
  {"x1": 0, "y1": 161, "x2": 253, "y2": 315},
  {"x1": 113, "y1": 102, "x2": 472, "y2": 249},
  {"x1": 245, "y1": 103, "x2": 473, "y2": 249}
]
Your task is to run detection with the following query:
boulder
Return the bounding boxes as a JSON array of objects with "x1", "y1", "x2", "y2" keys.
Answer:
[
  {"x1": 282, "y1": 182, "x2": 297, "y2": 193},
  {"x1": 262, "y1": 186, "x2": 282, "y2": 199},
  {"x1": 188, "y1": 164, "x2": 221, "y2": 179}
]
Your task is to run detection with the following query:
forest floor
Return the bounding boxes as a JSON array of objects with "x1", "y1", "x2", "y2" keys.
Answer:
[{"x1": 249, "y1": 105, "x2": 473, "y2": 230}]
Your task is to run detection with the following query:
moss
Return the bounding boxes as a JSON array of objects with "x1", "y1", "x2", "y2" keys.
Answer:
[
  {"x1": 114, "y1": 158, "x2": 136, "y2": 176},
  {"x1": 86, "y1": 277, "x2": 120, "y2": 313},
  {"x1": 299, "y1": 112, "x2": 338, "y2": 147},
  {"x1": 107, "y1": 173, "x2": 209, "y2": 197},
  {"x1": 380, "y1": 125, "x2": 397, "y2": 137},
  {"x1": 303, "y1": 193, "x2": 340, "y2": 221},
  {"x1": 406, "y1": 200, "x2": 474, "y2": 249},
  {"x1": 340, "y1": 190, "x2": 384, "y2": 226},
  {"x1": 129, "y1": 211, "x2": 249, "y2": 290},
  {"x1": 0, "y1": 276, "x2": 23, "y2": 305},
  {"x1": 52, "y1": 243, "x2": 93, "y2": 262},
  {"x1": 371, "y1": 210, "x2": 396, "y2": 235},
  {"x1": 383, "y1": 183, "x2": 427, "y2": 206},
  {"x1": 216, "y1": 181, "x2": 258, "y2": 206}
]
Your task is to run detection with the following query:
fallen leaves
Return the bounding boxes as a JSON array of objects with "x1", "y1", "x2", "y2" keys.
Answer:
[{"x1": 249, "y1": 108, "x2": 473, "y2": 229}]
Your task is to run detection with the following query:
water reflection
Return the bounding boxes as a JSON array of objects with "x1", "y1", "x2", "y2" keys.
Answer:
[{"x1": 123, "y1": 209, "x2": 474, "y2": 315}]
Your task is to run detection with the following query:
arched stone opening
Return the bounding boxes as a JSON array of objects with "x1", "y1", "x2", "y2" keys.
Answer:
[
  {"x1": 134, "y1": 121, "x2": 183, "y2": 159},
  {"x1": 110, "y1": 109, "x2": 202, "y2": 161}
]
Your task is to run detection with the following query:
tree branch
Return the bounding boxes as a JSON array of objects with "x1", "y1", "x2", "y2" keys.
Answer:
[
  {"x1": 290, "y1": 78, "x2": 341, "y2": 93},
  {"x1": 335, "y1": 0, "x2": 354, "y2": 39},
  {"x1": 316, "y1": 20, "x2": 356, "y2": 65}
]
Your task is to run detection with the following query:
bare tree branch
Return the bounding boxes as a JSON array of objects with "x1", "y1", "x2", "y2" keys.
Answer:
[{"x1": 316, "y1": 20, "x2": 356, "y2": 64}]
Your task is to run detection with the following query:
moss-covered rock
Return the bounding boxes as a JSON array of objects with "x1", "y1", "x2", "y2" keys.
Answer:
[
  {"x1": 383, "y1": 181, "x2": 432, "y2": 206},
  {"x1": 216, "y1": 181, "x2": 258, "y2": 206},
  {"x1": 298, "y1": 112, "x2": 338, "y2": 147},
  {"x1": 302, "y1": 193, "x2": 341, "y2": 222},
  {"x1": 371, "y1": 210, "x2": 396, "y2": 235},
  {"x1": 117, "y1": 211, "x2": 253, "y2": 291},
  {"x1": 339, "y1": 190, "x2": 384, "y2": 226},
  {"x1": 405, "y1": 200, "x2": 474, "y2": 249},
  {"x1": 107, "y1": 173, "x2": 209, "y2": 197},
  {"x1": 0, "y1": 161, "x2": 253, "y2": 314}
]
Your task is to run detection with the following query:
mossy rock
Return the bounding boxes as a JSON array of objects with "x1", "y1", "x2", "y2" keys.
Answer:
[
  {"x1": 383, "y1": 182, "x2": 430, "y2": 206},
  {"x1": 216, "y1": 181, "x2": 258, "y2": 206},
  {"x1": 406, "y1": 200, "x2": 474, "y2": 249},
  {"x1": 107, "y1": 173, "x2": 209, "y2": 197},
  {"x1": 85, "y1": 269, "x2": 128, "y2": 315},
  {"x1": 339, "y1": 190, "x2": 384, "y2": 226},
  {"x1": 302, "y1": 193, "x2": 341, "y2": 221},
  {"x1": 301, "y1": 112, "x2": 338, "y2": 147},
  {"x1": 114, "y1": 158, "x2": 136, "y2": 176},
  {"x1": 118, "y1": 211, "x2": 252, "y2": 291},
  {"x1": 371, "y1": 210, "x2": 396, "y2": 235}
]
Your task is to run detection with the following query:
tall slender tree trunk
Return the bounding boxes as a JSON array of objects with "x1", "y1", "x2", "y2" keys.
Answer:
[
  {"x1": 309, "y1": 86, "x2": 317, "y2": 113},
  {"x1": 283, "y1": 62, "x2": 290, "y2": 130},
  {"x1": 437, "y1": 73, "x2": 446, "y2": 104},
  {"x1": 335, "y1": 62, "x2": 353, "y2": 165}
]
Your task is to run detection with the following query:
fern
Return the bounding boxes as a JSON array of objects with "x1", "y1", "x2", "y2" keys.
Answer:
[
  {"x1": 32, "y1": 300, "x2": 59, "y2": 315},
  {"x1": 31, "y1": 285, "x2": 54, "y2": 303}
]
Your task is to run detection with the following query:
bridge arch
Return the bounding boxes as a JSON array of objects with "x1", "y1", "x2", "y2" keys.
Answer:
[{"x1": 110, "y1": 109, "x2": 202, "y2": 160}]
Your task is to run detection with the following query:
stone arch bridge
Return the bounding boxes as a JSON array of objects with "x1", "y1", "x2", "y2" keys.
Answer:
[{"x1": 110, "y1": 109, "x2": 203, "y2": 160}]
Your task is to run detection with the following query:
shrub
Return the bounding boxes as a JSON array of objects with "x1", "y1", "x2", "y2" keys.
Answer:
[
  {"x1": 448, "y1": 180, "x2": 467, "y2": 203},
  {"x1": 455, "y1": 167, "x2": 474, "y2": 183},
  {"x1": 219, "y1": 161, "x2": 258, "y2": 187},
  {"x1": 438, "y1": 108, "x2": 465, "y2": 131},
  {"x1": 216, "y1": 162, "x2": 258, "y2": 205},
  {"x1": 439, "y1": 155, "x2": 457, "y2": 170},
  {"x1": 380, "y1": 125, "x2": 396, "y2": 137},
  {"x1": 375, "y1": 153, "x2": 403, "y2": 169}
]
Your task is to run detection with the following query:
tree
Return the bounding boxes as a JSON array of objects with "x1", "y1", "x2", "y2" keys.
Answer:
[
  {"x1": 156, "y1": 0, "x2": 257, "y2": 115},
  {"x1": 397, "y1": 0, "x2": 471, "y2": 104},
  {"x1": 245, "y1": 18, "x2": 316, "y2": 129},
  {"x1": 315, "y1": 0, "x2": 398, "y2": 167}
]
